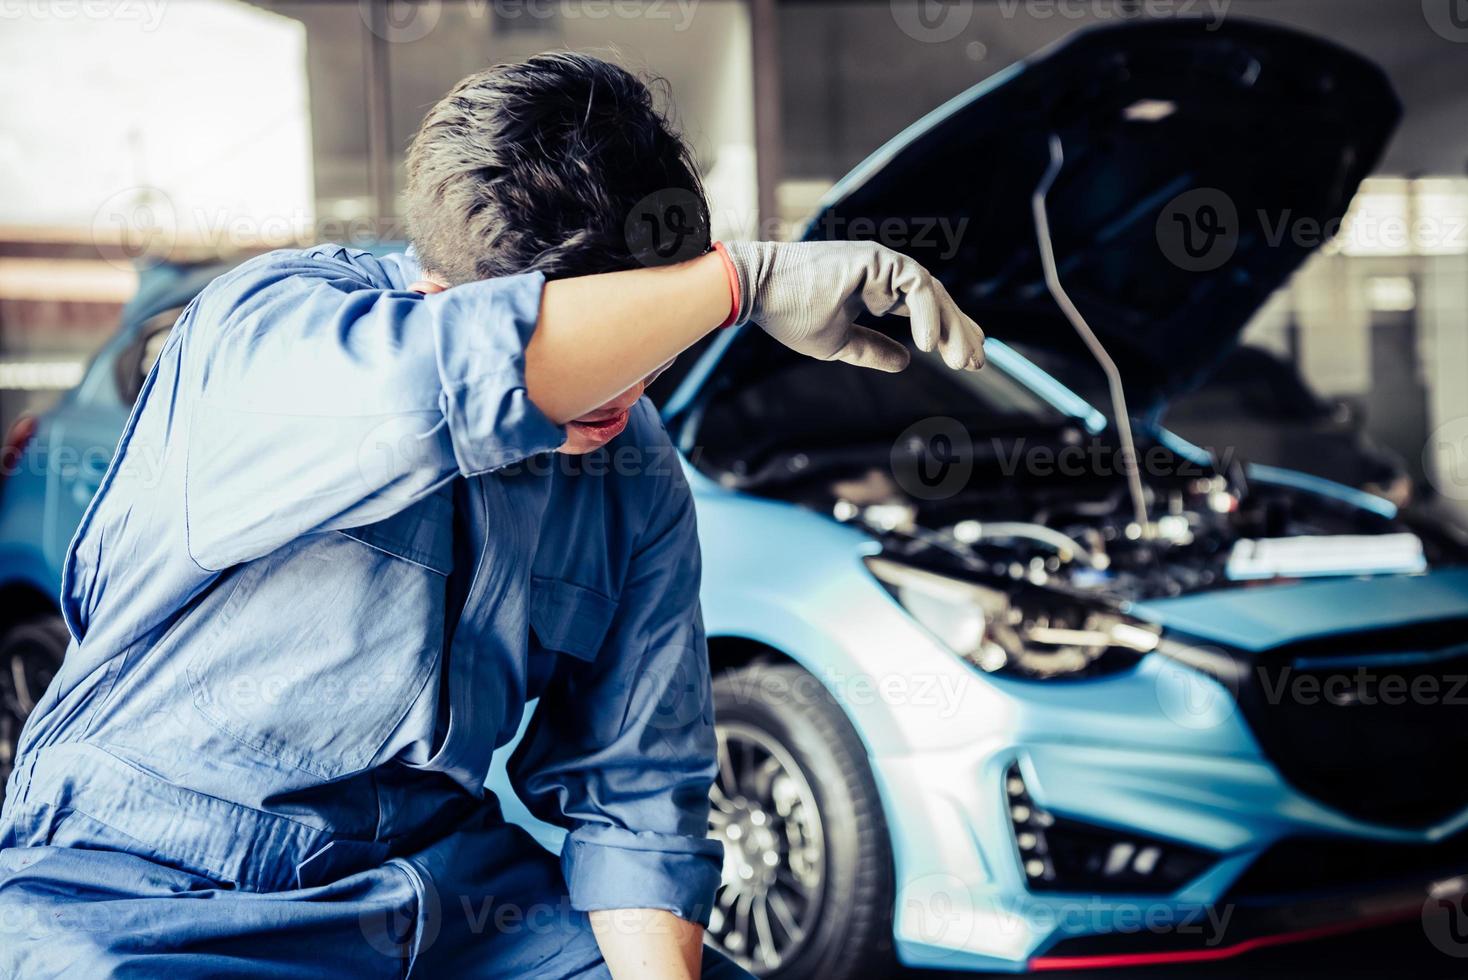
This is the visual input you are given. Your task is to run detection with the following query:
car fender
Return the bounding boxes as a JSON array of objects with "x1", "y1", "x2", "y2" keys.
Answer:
[{"x1": 690, "y1": 472, "x2": 1015, "y2": 757}]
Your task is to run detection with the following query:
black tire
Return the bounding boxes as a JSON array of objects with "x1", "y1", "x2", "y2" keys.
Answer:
[
  {"x1": 708, "y1": 661, "x2": 896, "y2": 980},
  {"x1": 0, "y1": 615, "x2": 68, "y2": 806}
]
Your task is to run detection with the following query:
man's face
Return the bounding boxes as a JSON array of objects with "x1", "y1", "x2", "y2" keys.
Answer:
[
  {"x1": 559, "y1": 381, "x2": 643, "y2": 454},
  {"x1": 559, "y1": 359, "x2": 671, "y2": 454}
]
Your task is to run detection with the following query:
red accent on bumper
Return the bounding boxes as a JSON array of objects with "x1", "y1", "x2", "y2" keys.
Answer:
[{"x1": 1027, "y1": 908, "x2": 1418, "y2": 971}]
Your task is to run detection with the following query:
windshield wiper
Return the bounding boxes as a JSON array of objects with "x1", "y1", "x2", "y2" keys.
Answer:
[{"x1": 1030, "y1": 133, "x2": 1151, "y2": 536}]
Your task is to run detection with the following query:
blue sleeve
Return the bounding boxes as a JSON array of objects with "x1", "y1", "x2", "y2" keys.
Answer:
[
  {"x1": 508, "y1": 465, "x2": 722, "y2": 924},
  {"x1": 180, "y1": 246, "x2": 564, "y2": 570}
]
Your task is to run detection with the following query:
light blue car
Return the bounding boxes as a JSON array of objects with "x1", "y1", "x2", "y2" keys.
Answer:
[{"x1": 6, "y1": 18, "x2": 1468, "y2": 979}]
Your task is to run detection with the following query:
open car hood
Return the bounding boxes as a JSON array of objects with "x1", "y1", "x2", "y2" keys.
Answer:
[{"x1": 793, "y1": 19, "x2": 1400, "y2": 414}]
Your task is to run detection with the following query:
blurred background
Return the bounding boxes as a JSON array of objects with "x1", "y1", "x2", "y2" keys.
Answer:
[{"x1": 2, "y1": 0, "x2": 1467, "y2": 520}]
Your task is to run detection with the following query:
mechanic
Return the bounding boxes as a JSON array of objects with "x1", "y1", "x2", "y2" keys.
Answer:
[{"x1": 0, "y1": 53, "x2": 983, "y2": 978}]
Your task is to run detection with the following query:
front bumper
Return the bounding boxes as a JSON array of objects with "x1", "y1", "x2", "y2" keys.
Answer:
[{"x1": 867, "y1": 656, "x2": 1468, "y2": 973}]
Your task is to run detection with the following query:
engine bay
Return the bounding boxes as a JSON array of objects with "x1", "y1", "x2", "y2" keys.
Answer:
[
  {"x1": 698, "y1": 425, "x2": 1422, "y2": 604},
  {"x1": 680, "y1": 312, "x2": 1465, "y2": 610}
]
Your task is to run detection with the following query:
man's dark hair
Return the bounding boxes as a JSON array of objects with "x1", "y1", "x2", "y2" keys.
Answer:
[{"x1": 405, "y1": 52, "x2": 711, "y2": 285}]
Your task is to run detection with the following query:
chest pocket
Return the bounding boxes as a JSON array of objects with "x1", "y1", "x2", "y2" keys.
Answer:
[
  {"x1": 528, "y1": 575, "x2": 616, "y2": 663},
  {"x1": 185, "y1": 488, "x2": 454, "y2": 781}
]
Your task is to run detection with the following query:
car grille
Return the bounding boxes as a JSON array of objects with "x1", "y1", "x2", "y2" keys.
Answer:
[
  {"x1": 1226, "y1": 831, "x2": 1468, "y2": 901},
  {"x1": 1236, "y1": 619, "x2": 1468, "y2": 828}
]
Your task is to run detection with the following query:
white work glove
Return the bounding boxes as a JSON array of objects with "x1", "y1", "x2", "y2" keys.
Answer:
[{"x1": 720, "y1": 240, "x2": 985, "y2": 373}]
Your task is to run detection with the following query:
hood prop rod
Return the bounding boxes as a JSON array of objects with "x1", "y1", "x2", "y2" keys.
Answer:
[{"x1": 1030, "y1": 133, "x2": 1151, "y2": 538}]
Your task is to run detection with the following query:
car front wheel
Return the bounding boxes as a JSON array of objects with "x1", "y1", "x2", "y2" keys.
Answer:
[
  {"x1": 707, "y1": 661, "x2": 895, "y2": 980},
  {"x1": 0, "y1": 615, "x2": 68, "y2": 806}
]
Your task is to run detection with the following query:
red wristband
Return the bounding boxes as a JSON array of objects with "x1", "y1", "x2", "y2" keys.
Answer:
[{"x1": 711, "y1": 242, "x2": 741, "y2": 328}]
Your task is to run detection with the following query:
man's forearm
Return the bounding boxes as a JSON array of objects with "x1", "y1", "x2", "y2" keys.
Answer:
[
  {"x1": 589, "y1": 908, "x2": 705, "y2": 980},
  {"x1": 526, "y1": 251, "x2": 730, "y2": 425}
]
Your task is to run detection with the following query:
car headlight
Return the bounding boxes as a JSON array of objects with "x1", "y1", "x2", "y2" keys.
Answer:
[{"x1": 864, "y1": 556, "x2": 1159, "y2": 680}]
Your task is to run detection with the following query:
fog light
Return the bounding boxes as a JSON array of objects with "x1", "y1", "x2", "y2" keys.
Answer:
[
  {"x1": 1005, "y1": 763, "x2": 1056, "y2": 886},
  {"x1": 1004, "y1": 763, "x2": 1215, "y2": 894}
]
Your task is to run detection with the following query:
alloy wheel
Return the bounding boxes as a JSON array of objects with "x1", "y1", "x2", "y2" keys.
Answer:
[
  {"x1": 706, "y1": 721, "x2": 826, "y2": 974},
  {"x1": 0, "y1": 633, "x2": 59, "y2": 792}
]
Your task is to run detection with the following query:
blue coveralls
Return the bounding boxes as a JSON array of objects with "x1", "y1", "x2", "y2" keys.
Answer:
[{"x1": 0, "y1": 245, "x2": 750, "y2": 979}]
